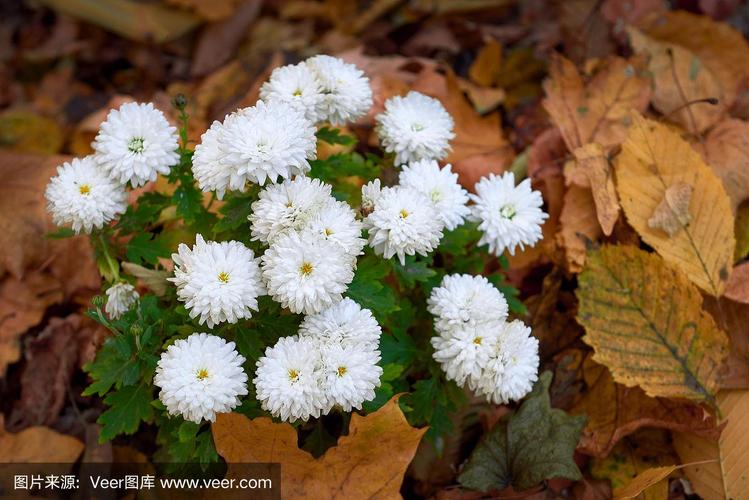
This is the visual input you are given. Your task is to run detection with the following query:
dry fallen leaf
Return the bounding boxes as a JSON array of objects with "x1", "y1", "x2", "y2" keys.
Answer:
[
  {"x1": 613, "y1": 465, "x2": 679, "y2": 499},
  {"x1": 724, "y1": 261, "x2": 749, "y2": 305},
  {"x1": 0, "y1": 109, "x2": 64, "y2": 154},
  {"x1": 213, "y1": 396, "x2": 426, "y2": 499},
  {"x1": 542, "y1": 54, "x2": 651, "y2": 152},
  {"x1": 703, "y1": 296, "x2": 749, "y2": 390},
  {"x1": 673, "y1": 390, "x2": 749, "y2": 500},
  {"x1": 647, "y1": 181, "x2": 693, "y2": 237},
  {"x1": 615, "y1": 113, "x2": 735, "y2": 296},
  {"x1": 577, "y1": 244, "x2": 729, "y2": 404},
  {"x1": 573, "y1": 143, "x2": 620, "y2": 236},
  {"x1": 556, "y1": 185, "x2": 602, "y2": 273},
  {"x1": 700, "y1": 119, "x2": 749, "y2": 213},
  {"x1": 163, "y1": 0, "x2": 245, "y2": 21},
  {"x1": 572, "y1": 358, "x2": 721, "y2": 457},
  {"x1": 0, "y1": 414, "x2": 84, "y2": 462},
  {"x1": 468, "y1": 39, "x2": 502, "y2": 87}
]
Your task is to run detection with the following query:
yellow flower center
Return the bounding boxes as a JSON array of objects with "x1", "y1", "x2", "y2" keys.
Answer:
[
  {"x1": 324, "y1": 228, "x2": 334, "y2": 236},
  {"x1": 288, "y1": 369, "x2": 299, "y2": 381},
  {"x1": 500, "y1": 204, "x2": 517, "y2": 220},
  {"x1": 337, "y1": 366, "x2": 347, "y2": 377},
  {"x1": 473, "y1": 337, "x2": 482, "y2": 345},
  {"x1": 293, "y1": 89, "x2": 303, "y2": 97},
  {"x1": 299, "y1": 262, "x2": 314, "y2": 276},
  {"x1": 78, "y1": 184, "x2": 91, "y2": 195},
  {"x1": 218, "y1": 271, "x2": 230, "y2": 283},
  {"x1": 196, "y1": 368, "x2": 209, "y2": 380},
  {"x1": 399, "y1": 209, "x2": 409, "y2": 219}
]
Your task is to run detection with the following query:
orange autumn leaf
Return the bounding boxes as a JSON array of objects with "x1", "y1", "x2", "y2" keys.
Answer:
[
  {"x1": 613, "y1": 465, "x2": 678, "y2": 499},
  {"x1": 577, "y1": 244, "x2": 729, "y2": 405},
  {"x1": 615, "y1": 113, "x2": 734, "y2": 296},
  {"x1": 572, "y1": 143, "x2": 620, "y2": 236},
  {"x1": 0, "y1": 415, "x2": 84, "y2": 462},
  {"x1": 556, "y1": 185, "x2": 601, "y2": 273},
  {"x1": 212, "y1": 396, "x2": 426, "y2": 499}
]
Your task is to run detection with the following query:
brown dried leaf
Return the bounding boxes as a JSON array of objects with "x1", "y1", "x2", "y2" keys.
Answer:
[
  {"x1": 163, "y1": 0, "x2": 243, "y2": 21},
  {"x1": 0, "y1": 415, "x2": 84, "y2": 462},
  {"x1": 572, "y1": 358, "x2": 721, "y2": 457},
  {"x1": 468, "y1": 39, "x2": 502, "y2": 87},
  {"x1": 613, "y1": 466, "x2": 678, "y2": 499},
  {"x1": 0, "y1": 110, "x2": 63, "y2": 154},
  {"x1": 556, "y1": 185, "x2": 602, "y2": 273},
  {"x1": 647, "y1": 182, "x2": 693, "y2": 237},
  {"x1": 700, "y1": 119, "x2": 749, "y2": 212},
  {"x1": 573, "y1": 143, "x2": 620, "y2": 236},
  {"x1": 212, "y1": 396, "x2": 426, "y2": 499},
  {"x1": 542, "y1": 54, "x2": 651, "y2": 152},
  {"x1": 615, "y1": 113, "x2": 735, "y2": 296},
  {"x1": 725, "y1": 261, "x2": 749, "y2": 305},
  {"x1": 703, "y1": 296, "x2": 749, "y2": 389}
]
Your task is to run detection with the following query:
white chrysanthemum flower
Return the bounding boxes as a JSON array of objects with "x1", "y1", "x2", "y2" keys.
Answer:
[
  {"x1": 361, "y1": 179, "x2": 382, "y2": 212},
  {"x1": 320, "y1": 343, "x2": 382, "y2": 412},
  {"x1": 93, "y1": 102, "x2": 179, "y2": 187},
  {"x1": 249, "y1": 177, "x2": 333, "y2": 245},
  {"x1": 154, "y1": 333, "x2": 248, "y2": 423},
  {"x1": 298, "y1": 298, "x2": 381, "y2": 350},
  {"x1": 306, "y1": 55, "x2": 373, "y2": 125},
  {"x1": 363, "y1": 185, "x2": 444, "y2": 265},
  {"x1": 477, "y1": 320, "x2": 539, "y2": 405},
  {"x1": 192, "y1": 100, "x2": 316, "y2": 194},
  {"x1": 45, "y1": 156, "x2": 128, "y2": 234},
  {"x1": 431, "y1": 323, "x2": 498, "y2": 388},
  {"x1": 400, "y1": 159, "x2": 469, "y2": 230},
  {"x1": 306, "y1": 200, "x2": 365, "y2": 257},
  {"x1": 104, "y1": 282, "x2": 139, "y2": 319},
  {"x1": 428, "y1": 274, "x2": 508, "y2": 334},
  {"x1": 259, "y1": 62, "x2": 324, "y2": 123},
  {"x1": 169, "y1": 235, "x2": 265, "y2": 328},
  {"x1": 254, "y1": 336, "x2": 327, "y2": 422},
  {"x1": 261, "y1": 231, "x2": 355, "y2": 315},
  {"x1": 376, "y1": 91, "x2": 454, "y2": 166},
  {"x1": 469, "y1": 172, "x2": 548, "y2": 256}
]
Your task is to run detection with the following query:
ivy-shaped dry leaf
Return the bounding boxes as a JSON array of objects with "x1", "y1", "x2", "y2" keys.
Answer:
[
  {"x1": 576, "y1": 244, "x2": 729, "y2": 405},
  {"x1": 615, "y1": 113, "x2": 734, "y2": 296},
  {"x1": 647, "y1": 181, "x2": 693, "y2": 237}
]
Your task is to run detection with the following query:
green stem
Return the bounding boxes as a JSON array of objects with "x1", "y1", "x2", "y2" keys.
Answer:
[{"x1": 98, "y1": 232, "x2": 120, "y2": 283}]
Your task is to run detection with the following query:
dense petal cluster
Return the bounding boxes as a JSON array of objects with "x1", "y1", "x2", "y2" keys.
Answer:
[
  {"x1": 254, "y1": 300, "x2": 382, "y2": 421},
  {"x1": 259, "y1": 62, "x2": 325, "y2": 123},
  {"x1": 363, "y1": 185, "x2": 444, "y2": 265},
  {"x1": 191, "y1": 100, "x2": 316, "y2": 196},
  {"x1": 376, "y1": 91, "x2": 454, "y2": 166},
  {"x1": 399, "y1": 159, "x2": 469, "y2": 230},
  {"x1": 169, "y1": 235, "x2": 265, "y2": 328},
  {"x1": 44, "y1": 156, "x2": 128, "y2": 234},
  {"x1": 429, "y1": 273, "x2": 538, "y2": 404},
  {"x1": 306, "y1": 55, "x2": 373, "y2": 125},
  {"x1": 469, "y1": 172, "x2": 548, "y2": 256},
  {"x1": 104, "y1": 282, "x2": 139, "y2": 319},
  {"x1": 93, "y1": 102, "x2": 179, "y2": 187},
  {"x1": 154, "y1": 333, "x2": 248, "y2": 423}
]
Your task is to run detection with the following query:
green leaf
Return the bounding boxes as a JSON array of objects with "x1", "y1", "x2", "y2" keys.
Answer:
[
  {"x1": 97, "y1": 384, "x2": 154, "y2": 442},
  {"x1": 82, "y1": 336, "x2": 139, "y2": 396},
  {"x1": 45, "y1": 227, "x2": 76, "y2": 239},
  {"x1": 126, "y1": 233, "x2": 171, "y2": 265},
  {"x1": 405, "y1": 375, "x2": 465, "y2": 439},
  {"x1": 316, "y1": 126, "x2": 356, "y2": 146},
  {"x1": 458, "y1": 372, "x2": 586, "y2": 492},
  {"x1": 380, "y1": 329, "x2": 418, "y2": 366},
  {"x1": 346, "y1": 256, "x2": 399, "y2": 320},
  {"x1": 393, "y1": 255, "x2": 437, "y2": 288},
  {"x1": 213, "y1": 193, "x2": 253, "y2": 234},
  {"x1": 439, "y1": 222, "x2": 481, "y2": 256},
  {"x1": 116, "y1": 192, "x2": 171, "y2": 233}
]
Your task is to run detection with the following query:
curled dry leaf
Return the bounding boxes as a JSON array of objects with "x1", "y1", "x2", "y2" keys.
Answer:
[
  {"x1": 576, "y1": 244, "x2": 729, "y2": 405},
  {"x1": 572, "y1": 358, "x2": 721, "y2": 457},
  {"x1": 647, "y1": 181, "x2": 693, "y2": 237},
  {"x1": 700, "y1": 119, "x2": 749, "y2": 213},
  {"x1": 673, "y1": 389, "x2": 749, "y2": 500},
  {"x1": 615, "y1": 113, "x2": 734, "y2": 296},
  {"x1": 542, "y1": 54, "x2": 651, "y2": 152},
  {"x1": 556, "y1": 185, "x2": 602, "y2": 273},
  {"x1": 212, "y1": 396, "x2": 426, "y2": 499},
  {"x1": 573, "y1": 143, "x2": 620, "y2": 236},
  {"x1": 121, "y1": 262, "x2": 169, "y2": 297}
]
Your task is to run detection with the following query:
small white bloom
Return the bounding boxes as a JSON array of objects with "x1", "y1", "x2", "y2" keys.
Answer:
[
  {"x1": 261, "y1": 231, "x2": 355, "y2": 315},
  {"x1": 104, "y1": 282, "x2": 139, "y2": 319},
  {"x1": 298, "y1": 298, "x2": 382, "y2": 350},
  {"x1": 400, "y1": 159, "x2": 469, "y2": 230},
  {"x1": 249, "y1": 176, "x2": 333, "y2": 245},
  {"x1": 93, "y1": 102, "x2": 179, "y2": 187},
  {"x1": 169, "y1": 235, "x2": 265, "y2": 328},
  {"x1": 306, "y1": 200, "x2": 365, "y2": 257},
  {"x1": 376, "y1": 91, "x2": 454, "y2": 166},
  {"x1": 154, "y1": 333, "x2": 248, "y2": 423},
  {"x1": 431, "y1": 323, "x2": 498, "y2": 388},
  {"x1": 363, "y1": 185, "x2": 444, "y2": 265},
  {"x1": 469, "y1": 172, "x2": 548, "y2": 256},
  {"x1": 44, "y1": 156, "x2": 128, "y2": 234},
  {"x1": 477, "y1": 320, "x2": 539, "y2": 405},
  {"x1": 192, "y1": 100, "x2": 316, "y2": 194},
  {"x1": 259, "y1": 62, "x2": 325, "y2": 123},
  {"x1": 361, "y1": 179, "x2": 382, "y2": 211},
  {"x1": 306, "y1": 55, "x2": 373, "y2": 125},
  {"x1": 320, "y1": 343, "x2": 382, "y2": 412},
  {"x1": 428, "y1": 274, "x2": 508, "y2": 334},
  {"x1": 254, "y1": 336, "x2": 327, "y2": 422}
]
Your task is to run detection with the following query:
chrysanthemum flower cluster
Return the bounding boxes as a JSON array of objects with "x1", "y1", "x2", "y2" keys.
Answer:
[
  {"x1": 428, "y1": 274, "x2": 540, "y2": 404},
  {"x1": 45, "y1": 54, "x2": 551, "y2": 430}
]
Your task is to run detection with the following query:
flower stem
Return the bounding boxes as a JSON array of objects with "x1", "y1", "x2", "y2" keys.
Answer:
[{"x1": 98, "y1": 232, "x2": 120, "y2": 283}]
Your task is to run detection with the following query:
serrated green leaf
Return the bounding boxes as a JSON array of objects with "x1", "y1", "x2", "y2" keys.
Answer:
[
  {"x1": 316, "y1": 126, "x2": 356, "y2": 146},
  {"x1": 98, "y1": 383, "x2": 154, "y2": 442},
  {"x1": 393, "y1": 255, "x2": 437, "y2": 287},
  {"x1": 380, "y1": 329, "x2": 418, "y2": 366},
  {"x1": 82, "y1": 337, "x2": 139, "y2": 396},
  {"x1": 126, "y1": 233, "x2": 171, "y2": 265},
  {"x1": 458, "y1": 372, "x2": 585, "y2": 492},
  {"x1": 439, "y1": 222, "x2": 481, "y2": 256}
]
